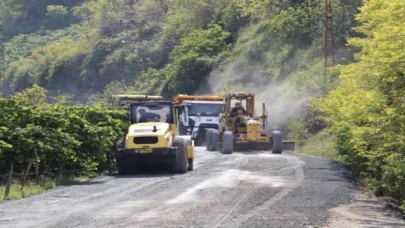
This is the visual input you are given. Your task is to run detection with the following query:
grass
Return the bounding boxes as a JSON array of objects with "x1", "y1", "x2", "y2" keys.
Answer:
[
  {"x1": 0, "y1": 173, "x2": 99, "y2": 202},
  {"x1": 294, "y1": 129, "x2": 339, "y2": 160},
  {"x1": 58, "y1": 173, "x2": 99, "y2": 185},
  {"x1": 0, "y1": 178, "x2": 56, "y2": 201}
]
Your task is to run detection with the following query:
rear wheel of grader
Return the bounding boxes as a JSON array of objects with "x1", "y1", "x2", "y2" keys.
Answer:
[
  {"x1": 271, "y1": 131, "x2": 283, "y2": 154},
  {"x1": 222, "y1": 131, "x2": 233, "y2": 154},
  {"x1": 210, "y1": 129, "x2": 220, "y2": 151},
  {"x1": 205, "y1": 129, "x2": 212, "y2": 151},
  {"x1": 168, "y1": 138, "x2": 188, "y2": 173}
]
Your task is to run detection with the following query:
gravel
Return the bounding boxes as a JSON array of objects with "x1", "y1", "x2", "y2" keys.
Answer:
[{"x1": 0, "y1": 148, "x2": 397, "y2": 228}]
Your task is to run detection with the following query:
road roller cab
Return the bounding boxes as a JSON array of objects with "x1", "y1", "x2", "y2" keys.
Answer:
[{"x1": 112, "y1": 95, "x2": 194, "y2": 174}]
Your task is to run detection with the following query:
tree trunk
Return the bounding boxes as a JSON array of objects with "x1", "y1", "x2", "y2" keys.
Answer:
[
  {"x1": 4, "y1": 163, "x2": 14, "y2": 200},
  {"x1": 21, "y1": 159, "x2": 33, "y2": 197},
  {"x1": 57, "y1": 156, "x2": 63, "y2": 185},
  {"x1": 34, "y1": 148, "x2": 40, "y2": 185}
]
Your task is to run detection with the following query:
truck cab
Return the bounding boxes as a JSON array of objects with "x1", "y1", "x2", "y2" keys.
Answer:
[{"x1": 173, "y1": 95, "x2": 224, "y2": 145}]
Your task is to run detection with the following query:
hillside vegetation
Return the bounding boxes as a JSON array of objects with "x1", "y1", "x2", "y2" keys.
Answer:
[
  {"x1": 1, "y1": 0, "x2": 405, "y2": 209},
  {"x1": 0, "y1": 0, "x2": 360, "y2": 101}
]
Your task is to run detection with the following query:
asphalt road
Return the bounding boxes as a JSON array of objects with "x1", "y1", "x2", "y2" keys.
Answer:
[{"x1": 0, "y1": 147, "x2": 391, "y2": 228}]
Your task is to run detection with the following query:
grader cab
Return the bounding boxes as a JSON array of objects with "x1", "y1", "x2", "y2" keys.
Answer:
[
  {"x1": 112, "y1": 95, "x2": 195, "y2": 174},
  {"x1": 205, "y1": 93, "x2": 283, "y2": 154}
]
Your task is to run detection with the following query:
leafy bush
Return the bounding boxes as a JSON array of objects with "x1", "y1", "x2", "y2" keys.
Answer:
[
  {"x1": 0, "y1": 85, "x2": 128, "y2": 176},
  {"x1": 317, "y1": 0, "x2": 405, "y2": 207}
]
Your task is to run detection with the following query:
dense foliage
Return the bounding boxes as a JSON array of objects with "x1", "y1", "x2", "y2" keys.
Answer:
[
  {"x1": 0, "y1": 85, "x2": 128, "y2": 176},
  {"x1": 317, "y1": 0, "x2": 405, "y2": 206},
  {"x1": 0, "y1": 0, "x2": 239, "y2": 99},
  {"x1": 0, "y1": 0, "x2": 361, "y2": 99}
]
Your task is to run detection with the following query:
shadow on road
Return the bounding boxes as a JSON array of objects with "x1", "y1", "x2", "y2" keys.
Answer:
[
  {"x1": 324, "y1": 160, "x2": 356, "y2": 185},
  {"x1": 61, "y1": 180, "x2": 108, "y2": 186},
  {"x1": 110, "y1": 172, "x2": 182, "y2": 179},
  {"x1": 238, "y1": 151, "x2": 262, "y2": 155},
  {"x1": 107, "y1": 165, "x2": 186, "y2": 179},
  {"x1": 303, "y1": 157, "x2": 356, "y2": 185},
  {"x1": 234, "y1": 151, "x2": 284, "y2": 155}
]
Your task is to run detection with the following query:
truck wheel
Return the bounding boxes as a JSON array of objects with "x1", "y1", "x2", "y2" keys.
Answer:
[
  {"x1": 222, "y1": 131, "x2": 233, "y2": 154},
  {"x1": 179, "y1": 121, "x2": 187, "y2": 135},
  {"x1": 205, "y1": 129, "x2": 212, "y2": 151},
  {"x1": 117, "y1": 166, "x2": 129, "y2": 175},
  {"x1": 271, "y1": 131, "x2": 283, "y2": 154},
  {"x1": 168, "y1": 138, "x2": 188, "y2": 173},
  {"x1": 210, "y1": 129, "x2": 220, "y2": 151},
  {"x1": 188, "y1": 158, "x2": 194, "y2": 171}
]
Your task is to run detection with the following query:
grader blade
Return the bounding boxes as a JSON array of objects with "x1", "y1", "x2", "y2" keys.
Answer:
[
  {"x1": 232, "y1": 141, "x2": 295, "y2": 152},
  {"x1": 282, "y1": 141, "x2": 295, "y2": 151},
  {"x1": 233, "y1": 142, "x2": 272, "y2": 151}
]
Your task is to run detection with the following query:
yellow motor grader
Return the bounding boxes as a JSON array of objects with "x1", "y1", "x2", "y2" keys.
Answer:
[
  {"x1": 111, "y1": 95, "x2": 194, "y2": 174},
  {"x1": 205, "y1": 93, "x2": 283, "y2": 154}
]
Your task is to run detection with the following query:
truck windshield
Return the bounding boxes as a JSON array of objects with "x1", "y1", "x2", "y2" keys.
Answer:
[
  {"x1": 131, "y1": 104, "x2": 172, "y2": 124},
  {"x1": 187, "y1": 103, "x2": 224, "y2": 117}
]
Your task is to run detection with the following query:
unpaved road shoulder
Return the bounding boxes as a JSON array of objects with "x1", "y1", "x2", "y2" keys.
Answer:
[{"x1": 326, "y1": 191, "x2": 405, "y2": 228}]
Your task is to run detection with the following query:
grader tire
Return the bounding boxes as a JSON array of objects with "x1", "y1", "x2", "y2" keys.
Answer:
[
  {"x1": 210, "y1": 129, "x2": 220, "y2": 151},
  {"x1": 272, "y1": 131, "x2": 283, "y2": 154},
  {"x1": 222, "y1": 131, "x2": 233, "y2": 154},
  {"x1": 168, "y1": 138, "x2": 188, "y2": 173},
  {"x1": 205, "y1": 129, "x2": 212, "y2": 151}
]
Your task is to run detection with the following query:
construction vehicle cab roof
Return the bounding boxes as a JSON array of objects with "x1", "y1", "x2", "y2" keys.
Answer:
[
  {"x1": 226, "y1": 93, "x2": 255, "y2": 99},
  {"x1": 111, "y1": 94, "x2": 167, "y2": 107},
  {"x1": 172, "y1": 94, "x2": 224, "y2": 103},
  {"x1": 112, "y1": 94, "x2": 163, "y2": 100}
]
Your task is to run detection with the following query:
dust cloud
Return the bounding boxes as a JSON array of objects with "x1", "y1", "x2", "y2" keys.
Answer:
[{"x1": 197, "y1": 57, "x2": 310, "y2": 135}]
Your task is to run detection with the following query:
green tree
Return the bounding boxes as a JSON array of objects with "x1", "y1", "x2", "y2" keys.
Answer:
[
  {"x1": 13, "y1": 84, "x2": 47, "y2": 106},
  {"x1": 46, "y1": 5, "x2": 68, "y2": 18},
  {"x1": 167, "y1": 24, "x2": 230, "y2": 94},
  {"x1": 46, "y1": 5, "x2": 68, "y2": 29},
  {"x1": 317, "y1": 0, "x2": 405, "y2": 206}
]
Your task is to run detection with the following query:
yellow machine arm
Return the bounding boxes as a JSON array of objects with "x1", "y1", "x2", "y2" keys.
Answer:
[{"x1": 262, "y1": 103, "x2": 268, "y2": 127}]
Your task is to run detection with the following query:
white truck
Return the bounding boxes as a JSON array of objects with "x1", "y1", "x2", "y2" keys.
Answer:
[{"x1": 173, "y1": 95, "x2": 224, "y2": 145}]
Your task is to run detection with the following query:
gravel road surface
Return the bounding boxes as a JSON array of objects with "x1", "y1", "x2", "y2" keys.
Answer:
[{"x1": 0, "y1": 147, "x2": 403, "y2": 228}]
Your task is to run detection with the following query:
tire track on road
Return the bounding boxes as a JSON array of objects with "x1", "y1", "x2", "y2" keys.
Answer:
[
  {"x1": 59, "y1": 149, "x2": 231, "y2": 228},
  {"x1": 211, "y1": 153, "x2": 306, "y2": 228},
  {"x1": 121, "y1": 150, "x2": 250, "y2": 227},
  {"x1": 137, "y1": 152, "x2": 294, "y2": 228},
  {"x1": 0, "y1": 150, "x2": 306, "y2": 228}
]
